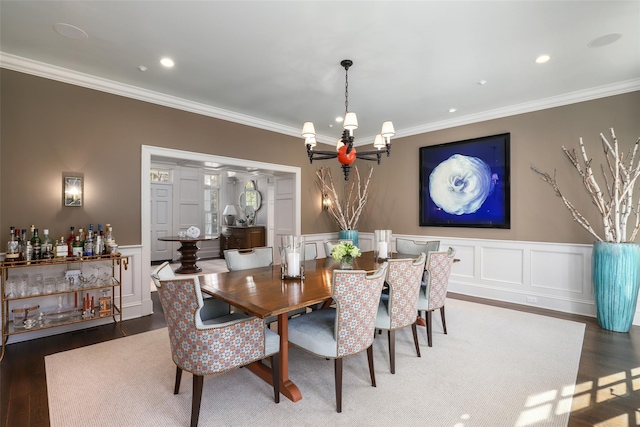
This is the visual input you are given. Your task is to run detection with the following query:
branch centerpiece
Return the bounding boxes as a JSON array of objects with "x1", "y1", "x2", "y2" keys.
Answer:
[{"x1": 531, "y1": 128, "x2": 640, "y2": 332}]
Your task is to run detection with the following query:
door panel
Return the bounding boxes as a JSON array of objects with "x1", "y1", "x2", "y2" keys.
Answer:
[
  {"x1": 151, "y1": 184, "x2": 173, "y2": 262},
  {"x1": 273, "y1": 176, "x2": 296, "y2": 264}
]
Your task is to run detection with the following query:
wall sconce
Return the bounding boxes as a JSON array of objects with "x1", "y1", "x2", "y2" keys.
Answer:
[
  {"x1": 322, "y1": 192, "x2": 332, "y2": 210},
  {"x1": 63, "y1": 174, "x2": 83, "y2": 207}
]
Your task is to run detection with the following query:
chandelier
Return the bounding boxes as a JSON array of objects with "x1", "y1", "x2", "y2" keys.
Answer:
[{"x1": 301, "y1": 59, "x2": 395, "y2": 180}]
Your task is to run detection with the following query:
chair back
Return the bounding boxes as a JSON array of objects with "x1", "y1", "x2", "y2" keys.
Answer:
[
  {"x1": 423, "y1": 248, "x2": 456, "y2": 311},
  {"x1": 152, "y1": 276, "x2": 266, "y2": 375},
  {"x1": 323, "y1": 240, "x2": 352, "y2": 258},
  {"x1": 386, "y1": 253, "x2": 427, "y2": 330},
  {"x1": 305, "y1": 242, "x2": 318, "y2": 260},
  {"x1": 332, "y1": 263, "x2": 388, "y2": 358},
  {"x1": 396, "y1": 238, "x2": 440, "y2": 256},
  {"x1": 224, "y1": 247, "x2": 273, "y2": 271},
  {"x1": 151, "y1": 261, "x2": 174, "y2": 289}
]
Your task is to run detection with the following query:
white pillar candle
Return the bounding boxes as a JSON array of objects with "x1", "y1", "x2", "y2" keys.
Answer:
[
  {"x1": 378, "y1": 242, "x2": 388, "y2": 259},
  {"x1": 287, "y1": 252, "x2": 300, "y2": 277}
]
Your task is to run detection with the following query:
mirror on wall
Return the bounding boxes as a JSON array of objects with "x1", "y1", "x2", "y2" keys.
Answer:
[{"x1": 239, "y1": 181, "x2": 262, "y2": 225}]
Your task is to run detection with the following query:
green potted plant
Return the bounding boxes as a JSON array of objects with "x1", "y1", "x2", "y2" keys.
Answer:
[{"x1": 531, "y1": 128, "x2": 640, "y2": 332}]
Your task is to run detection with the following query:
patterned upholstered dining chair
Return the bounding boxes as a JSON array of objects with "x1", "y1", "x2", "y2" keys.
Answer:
[
  {"x1": 223, "y1": 247, "x2": 273, "y2": 271},
  {"x1": 151, "y1": 275, "x2": 280, "y2": 427},
  {"x1": 375, "y1": 253, "x2": 427, "y2": 374},
  {"x1": 417, "y1": 247, "x2": 456, "y2": 347},
  {"x1": 287, "y1": 263, "x2": 389, "y2": 413}
]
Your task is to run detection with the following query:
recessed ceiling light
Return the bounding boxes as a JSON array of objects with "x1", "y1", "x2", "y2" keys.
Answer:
[
  {"x1": 52, "y1": 23, "x2": 88, "y2": 41},
  {"x1": 138, "y1": 65, "x2": 147, "y2": 72},
  {"x1": 588, "y1": 33, "x2": 622, "y2": 48},
  {"x1": 160, "y1": 58, "x2": 175, "y2": 68},
  {"x1": 478, "y1": 80, "x2": 487, "y2": 85},
  {"x1": 448, "y1": 108, "x2": 457, "y2": 113},
  {"x1": 535, "y1": 54, "x2": 551, "y2": 64},
  {"x1": 335, "y1": 116, "x2": 343, "y2": 123}
]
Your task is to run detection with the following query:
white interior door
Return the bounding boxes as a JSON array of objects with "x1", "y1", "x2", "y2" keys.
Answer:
[
  {"x1": 273, "y1": 175, "x2": 296, "y2": 264},
  {"x1": 151, "y1": 183, "x2": 173, "y2": 262}
]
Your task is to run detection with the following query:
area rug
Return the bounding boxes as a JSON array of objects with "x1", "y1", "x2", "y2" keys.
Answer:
[{"x1": 46, "y1": 299, "x2": 585, "y2": 426}]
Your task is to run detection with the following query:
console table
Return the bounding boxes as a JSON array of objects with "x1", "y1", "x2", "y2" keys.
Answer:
[{"x1": 219, "y1": 226, "x2": 265, "y2": 258}]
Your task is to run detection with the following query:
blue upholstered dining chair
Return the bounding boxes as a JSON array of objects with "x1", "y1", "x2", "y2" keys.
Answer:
[
  {"x1": 322, "y1": 239, "x2": 352, "y2": 259},
  {"x1": 223, "y1": 246, "x2": 306, "y2": 321},
  {"x1": 287, "y1": 263, "x2": 389, "y2": 413},
  {"x1": 375, "y1": 253, "x2": 427, "y2": 374},
  {"x1": 151, "y1": 274, "x2": 280, "y2": 427},
  {"x1": 395, "y1": 238, "x2": 440, "y2": 256},
  {"x1": 417, "y1": 247, "x2": 456, "y2": 347},
  {"x1": 305, "y1": 242, "x2": 318, "y2": 260},
  {"x1": 223, "y1": 247, "x2": 273, "y2": 271}
]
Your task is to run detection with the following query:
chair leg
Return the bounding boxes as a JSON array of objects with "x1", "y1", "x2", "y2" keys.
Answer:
[
  {"x1": 271, "y1": 354, "x2": 280, "y2": 404},
  {"x1": 388, "y1": 330, "x2": 396, "y2": 374},
  {"x1": 411, "y1": 322, "x2": 421, "y2": 357},
  {"x1": 174, "y1": 366, "x2": 183, "y2": 394},
  {"x1": 440, "y1": 306, "x2": 447, "y2": 334},
  {"x1": 367, "y1": 344, "x2": 376, "y2": 388},
  {"x1": 334, "y1": 358, "x2": 343, "y2": 413},
  {"x1": 426, "y1": 311, "x2": 433, "y2": 347},
  {"x1": 191, "y1": 375, "x2": 204, "y2": 427}
]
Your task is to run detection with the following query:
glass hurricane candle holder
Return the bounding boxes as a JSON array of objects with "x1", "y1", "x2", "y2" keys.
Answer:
[
  {"x1": 374, "y1": 229, "x2": 392, "y2": 260},
  {"x1": 280, "y1": 235, "x2": 305, "y2": 280}
]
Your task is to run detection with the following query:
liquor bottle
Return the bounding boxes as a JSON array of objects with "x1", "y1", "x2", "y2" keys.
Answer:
[
  {"x1": 78, "y1": 228, "x2": 85, "y2": 246},
  {"x1": 31, "y1": 228, "x2": 42, "y2": 260},
  {"x1": 21, "y1": 229, "x2": 28, "y2": 261},
  {"x1": 5, "y1": 227, "x2": 20, "y2": 262},
  {"x1": 83, "y1": 230, "x2": 94, "y2": 256},
  {"x1": 55, "y1": 236, "x2": 69, "y2": 258},
  {"x1": 67, "y1": 226, "x2": 76, "y2": 255},
  {"x1": 105, "y1": 224, "x2": 115, "y2": 254},
  {"x1": 94, "y1": 230, "x2": 104, "y2": 257},
  {"x1": 41, "y1": 229, "x2": 54, "y2": 259},
  {"x1": 72, "y1": 235, "x2": 84, "y2": 257}
]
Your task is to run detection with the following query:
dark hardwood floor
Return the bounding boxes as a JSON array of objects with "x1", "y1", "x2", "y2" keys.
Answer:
[{"x1": 1, "y1": 292, "x2": 638, "y2": 426}]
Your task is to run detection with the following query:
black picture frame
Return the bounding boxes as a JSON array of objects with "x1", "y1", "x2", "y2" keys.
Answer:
[{"x1": 419, "y1": 133, "x2": 510, "y2": 228}]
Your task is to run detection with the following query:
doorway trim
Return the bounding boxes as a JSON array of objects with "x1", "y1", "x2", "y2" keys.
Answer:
[{"x1": 141, "y1": 145, "x2": 301, "y2": 315}]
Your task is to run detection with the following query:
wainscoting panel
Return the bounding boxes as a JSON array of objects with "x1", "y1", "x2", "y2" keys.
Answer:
[
  {"x1": 530, "y1": 248, "x2": 586, "y2": 294},
  {"x1": 480, "y1": 246, "x2": 524, "y2": 286},
  {"x1": 386, "y1": 234, "x2": 639, "y2": 325}
]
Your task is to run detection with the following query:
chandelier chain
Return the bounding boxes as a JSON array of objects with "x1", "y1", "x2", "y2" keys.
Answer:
[{"x1": 344, "y1": 66, "x2": 349, "y2": 115}]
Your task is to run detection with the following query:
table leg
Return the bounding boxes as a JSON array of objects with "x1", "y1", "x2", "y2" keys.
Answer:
[
  {"x1": 246, "y1": 313, "x2": 302, "y2": 402},
  {"x1": 174, "y1": 242, "x2": 202, "y2": 274}
]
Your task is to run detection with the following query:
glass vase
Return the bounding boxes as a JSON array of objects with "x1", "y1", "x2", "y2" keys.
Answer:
[{"x1": 340, "y1": 255, "x2": 353, "y2": 269}]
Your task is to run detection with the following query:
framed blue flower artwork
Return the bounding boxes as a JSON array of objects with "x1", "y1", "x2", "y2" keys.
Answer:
[{"x1": 419, "y1": 133, "x2": 510, "y2": 228}]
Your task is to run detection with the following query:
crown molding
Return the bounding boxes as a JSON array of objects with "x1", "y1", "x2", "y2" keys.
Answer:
[
  {"x1": 394, "y1": 78, "x2": 640, "y2": 140},
  {"x1": 2, "y1": 52, "x2": 638, "y2": 146},
  {"x1": 0, "y1": 52, "x2": 302, "y2": 139}
]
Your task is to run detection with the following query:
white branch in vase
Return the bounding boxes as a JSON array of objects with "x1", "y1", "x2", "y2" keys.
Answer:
[
  {"x1": 531, "y1": 128, "x2": 640, "y2": 243},
  {"x1": 317, "y1": 166, "x2": 373, "y2": 231}
]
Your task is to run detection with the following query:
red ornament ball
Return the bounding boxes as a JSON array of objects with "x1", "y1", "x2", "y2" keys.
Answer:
[{"x1": 337, "y1": 145, "x2": 356, "y2": 165}]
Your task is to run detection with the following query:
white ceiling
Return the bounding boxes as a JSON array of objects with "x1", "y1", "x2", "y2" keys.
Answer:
[{"x1": 1, "y1": 1, "x2": 639, "y2": 147}]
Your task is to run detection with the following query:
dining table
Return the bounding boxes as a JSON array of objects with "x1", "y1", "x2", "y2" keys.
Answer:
[{"x1": 198, "y1": 250, "x2": 390, "y2": 402}]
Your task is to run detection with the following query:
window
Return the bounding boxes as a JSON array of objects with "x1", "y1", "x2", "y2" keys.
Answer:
[
  {"x1": 204, "y1": 173, "x2": 220, "y2": 236},
  {"x1": 150, "y1": 168, "x2": 172, "y2": 183}
]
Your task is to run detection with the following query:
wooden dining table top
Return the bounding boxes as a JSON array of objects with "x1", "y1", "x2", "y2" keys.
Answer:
[{"x1": 197, "y1": 250, "x2": 433, "y2": 402}]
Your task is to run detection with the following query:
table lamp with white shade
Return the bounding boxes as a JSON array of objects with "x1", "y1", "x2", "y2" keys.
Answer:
[{"x1": 223, "y1": 204, "x2": 237, "y2": 226}]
